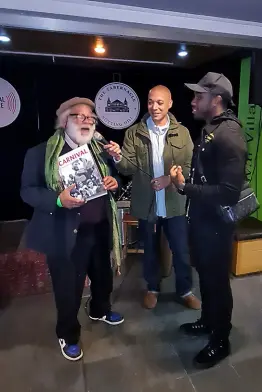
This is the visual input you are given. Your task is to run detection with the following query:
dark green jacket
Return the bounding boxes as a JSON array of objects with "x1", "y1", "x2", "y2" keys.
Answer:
[{"x1": 116, "y1": 113, "x2": 193, "y2": 221}]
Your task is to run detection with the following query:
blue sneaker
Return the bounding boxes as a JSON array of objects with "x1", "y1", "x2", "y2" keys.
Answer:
[
  {"x1": 89, "y1": 311, "x2": 124, "y2": 325},
  {"x1": 58, "y1": 339, "x2": 83, "y2": 361}
]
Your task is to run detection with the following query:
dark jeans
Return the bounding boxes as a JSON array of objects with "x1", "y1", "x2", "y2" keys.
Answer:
[
  {"x1": 47, "y1": 220, "x2": 113, "y2": 345},
  {"x1": 139, "y1": 215, "x2": 192, "y2": 296},
  {"x1": 189, "y1": 217, "x2": 234, "y2": 339}
]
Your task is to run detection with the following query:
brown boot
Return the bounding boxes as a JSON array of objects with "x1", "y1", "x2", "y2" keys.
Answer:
[
  {"x1": 182, "y1": 294, "x2": 201, "y2": 310},
  {"x1": 143, "y1": 291, "x2": 158, "y2": 309}
]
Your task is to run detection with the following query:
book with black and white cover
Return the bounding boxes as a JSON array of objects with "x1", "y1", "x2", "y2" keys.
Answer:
[{"x1": 58, "y1": 144, "x2": 107, "y2": 202}]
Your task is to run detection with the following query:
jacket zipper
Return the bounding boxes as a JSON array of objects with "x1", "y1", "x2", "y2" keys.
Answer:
[
  {"x1": 147, "y1": 138, "x2": 155, "y2": 219},
  {"x1": 186, "y1": 140, "x2": 201, "y2": 220},
  {"x1": 186, "y1": 167, "x2": 195, "y2": 220}
]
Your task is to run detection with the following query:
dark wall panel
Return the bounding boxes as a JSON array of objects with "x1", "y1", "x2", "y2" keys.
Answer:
[{"x1": 0, "y1": 54, "x2": 240, "y2": 220}]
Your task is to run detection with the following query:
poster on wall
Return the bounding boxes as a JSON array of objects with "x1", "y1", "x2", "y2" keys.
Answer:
[
  {"x1": 95, "y1": 82, "x2": 140, "y2": 130},
  {"x1": 0, "y1": 77, "x2": 21, "y2": 128}
]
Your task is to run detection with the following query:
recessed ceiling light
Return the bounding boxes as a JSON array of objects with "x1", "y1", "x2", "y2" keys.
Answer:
[
  {"x1": 178, "y1": 50, "x2": 188, "y2": 57},
  {"x1": 178, "y1": 44, "x2": 188, "y2": 57},
  {"x1": 0, "y1": 34, "x2": 10, "y2": 43},
  {"x1": 94, "y1": 37, "x2": 105, "y2": 54},
  {"x1": 94, "y1": 46, "x2": 105, "y2": 54}
]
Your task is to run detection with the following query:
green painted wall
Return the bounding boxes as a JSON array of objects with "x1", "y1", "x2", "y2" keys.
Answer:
[{"x1": 238, "y1": 57, "x2": 262, "y2": 220}]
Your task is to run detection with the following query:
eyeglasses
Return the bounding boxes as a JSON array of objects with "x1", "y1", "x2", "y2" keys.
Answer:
[{"x1": 69, "y1": 113, "x2": 97, "y2": 125}]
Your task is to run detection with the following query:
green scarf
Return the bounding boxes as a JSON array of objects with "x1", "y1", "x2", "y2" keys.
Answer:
[{"x1": 45, "y1": 128, "x2": 122, "y2": 273}]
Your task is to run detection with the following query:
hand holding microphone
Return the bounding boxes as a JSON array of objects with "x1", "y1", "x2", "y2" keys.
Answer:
[
  {"x1": 104, "y1": 141, "x2": 121, "y2": 161},
  {"x1": 93, "y1": 131, "x2": 121, "y2": 161},
  {"x1": 93, "y1": 131, "x2": 151, "y2": 178}
]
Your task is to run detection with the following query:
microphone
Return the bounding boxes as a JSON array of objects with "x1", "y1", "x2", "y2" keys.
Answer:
[
  {"x1": 93, "y1": 131, "x2": 152, "y2": 179},
  {"x1": 93, "y1": 131, "x2": 108, "y2": 146}
]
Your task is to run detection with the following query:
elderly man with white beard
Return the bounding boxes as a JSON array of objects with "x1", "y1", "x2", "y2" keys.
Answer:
[{"x1": 20, "y1": 97, "x2": 124, "y2": 361}]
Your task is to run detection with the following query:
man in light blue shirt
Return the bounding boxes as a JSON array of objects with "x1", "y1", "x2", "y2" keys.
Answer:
[{"x1": 105, "y1": 85, "x2": 201, "y2": 310}]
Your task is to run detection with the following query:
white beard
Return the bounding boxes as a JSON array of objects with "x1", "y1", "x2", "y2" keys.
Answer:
[{"x1": 65, "y1": 122, "x2": 95, "y2": 146}]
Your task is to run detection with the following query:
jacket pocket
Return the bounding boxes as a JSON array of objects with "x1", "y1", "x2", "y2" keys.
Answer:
[{"x1": 169, "y1": 139, "x2": 186, "y2": 149}]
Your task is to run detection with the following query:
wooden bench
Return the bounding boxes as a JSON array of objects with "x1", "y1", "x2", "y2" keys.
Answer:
[
  {"x1": 122, "y1": 213, "x2": 144, "y2": 260},
  {"x1": 232, "y1": 217, "x2": 262, "y2": 276}
]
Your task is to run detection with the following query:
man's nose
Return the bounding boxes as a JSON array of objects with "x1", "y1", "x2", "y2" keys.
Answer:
[{"x1": 152, "y1": 102, "x2": 158, "y2": 110}]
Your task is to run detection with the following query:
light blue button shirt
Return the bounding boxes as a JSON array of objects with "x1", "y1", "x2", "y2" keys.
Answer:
[{"x1": 147, "y1": 116, "x2": 170, "y2": 218}]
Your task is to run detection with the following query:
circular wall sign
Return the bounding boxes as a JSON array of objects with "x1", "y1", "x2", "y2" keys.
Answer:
[
  {"x1": 0, "y1": 77, "x2": 21, "y2": 128},
  {"x1": 95, "y1": 82, "x2": 140, "y2": 130}
]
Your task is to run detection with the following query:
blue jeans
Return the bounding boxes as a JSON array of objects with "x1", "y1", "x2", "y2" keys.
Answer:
[{"x1": 139, "y1": 216, "x2": 192, "y2": 296}]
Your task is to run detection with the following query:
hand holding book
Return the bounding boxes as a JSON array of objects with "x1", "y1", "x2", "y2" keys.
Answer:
[
  {"x1": 58, "y1": 184, "x2": 85, "y2": 209},
  {"x1": 103, "y1": 176, "x2": 118, "y2": 191}
]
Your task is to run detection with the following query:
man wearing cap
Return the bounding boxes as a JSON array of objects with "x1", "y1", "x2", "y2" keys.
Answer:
[
  {"x1": 170, "y1": 73, "x2": 247, "y2": 368},
  {"x1": 20, "y1": 97, "x2": 124, "y2": 361}
]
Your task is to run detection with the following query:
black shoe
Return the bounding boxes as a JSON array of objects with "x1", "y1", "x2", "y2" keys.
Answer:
[
  {"x1": 193, "y1": 338, "x2": 230, "y2": 369},
  {"x1": 180, "y1": 319, "x2": 210, "y2": 336}
]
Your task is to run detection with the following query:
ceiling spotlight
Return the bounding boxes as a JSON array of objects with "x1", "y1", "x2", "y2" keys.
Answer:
[
  {"x1": 94, "y1": 37, "x2": 105, "y2": 54},
  {"x1": 0, "y1": 34, "x2": 10, "y2": 43},
  {"x1": 178, "y1": 44, "x2": 188, "y2": 58}
]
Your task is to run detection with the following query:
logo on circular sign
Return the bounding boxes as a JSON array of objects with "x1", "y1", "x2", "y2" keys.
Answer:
[
  {"x1": 0, "y1": 78, "x2": 21, "y2": 128},
  {"x1": 95, "y1": 82, "x2": 140, "y2": 130}
]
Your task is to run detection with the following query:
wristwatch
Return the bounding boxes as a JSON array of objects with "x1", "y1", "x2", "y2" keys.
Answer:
[{"x1": 177, "y1": 182, "x2": 186, "y2": 195}]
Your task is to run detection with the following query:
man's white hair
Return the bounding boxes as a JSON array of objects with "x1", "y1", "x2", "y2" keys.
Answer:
[{"x1": 55, "y1": 108, "x2": 71, "y2": 130}]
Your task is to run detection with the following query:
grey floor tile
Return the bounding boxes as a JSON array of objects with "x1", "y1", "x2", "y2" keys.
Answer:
[
  {"x1": 0, "y1": 294, "x2": 56, "y2": 349},
  {"x1": 232, "y1": 356, "x2": 262, "y2": 392},
  {"x1": 0, "y1": 344, "x2": 38, "y2": 392},
  {"x1": 172, "y1": 336, "x2": 210, "y2": 375},
  {"x1": 0, "y1": 341, "x2": 85, "y2": 392},
  {"x1": 81, "y1": 323, "x2": 127, "y2": 364},
  {"x1": 31, "y1": 345, "x2": 85, "y2": 392},
  {"x1": 0, "y1": 294, "x2": 85, "y2": 392},
  {"x1": 82, "y1": 315, "x2": 186, "y2": 379},
  {"x1": 190, "y1": 363, "x2": 244, "y2": 392},
  {"x1": 1, "y1": 257, "x2": 262, "y2": 391},
  {"x1": 229, "y1": 331, "x2": 262, "y2": 365},
  {"x1": 84, "y1": 355, "x2": 141, "y2": 392},
  {"x1": 141, "y1": 376, "x2": 196, "y2": 392},
  {"x1": 84, "y1": 344, "x2": 187, "y2": 392}
]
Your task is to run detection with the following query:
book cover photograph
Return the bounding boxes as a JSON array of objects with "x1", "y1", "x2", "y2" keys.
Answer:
[{"x1": 58, "y1": 144, "x2": 107, "y2": 202}]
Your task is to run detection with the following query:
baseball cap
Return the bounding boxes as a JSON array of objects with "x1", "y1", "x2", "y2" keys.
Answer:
[
  {"x1": 185, "y1": 72, "x2": 234, "y2": 105},
  {"x1": 56, "y1": 97, "x2": 95, "y2": 116}
]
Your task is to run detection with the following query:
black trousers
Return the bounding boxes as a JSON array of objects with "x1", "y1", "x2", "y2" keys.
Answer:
[
  {"x1": 47, "y1": 219, "x2": 113, "y2": 345},
  {"x1": 189, "y1": 216, "x2": 234, "y2": 340}
]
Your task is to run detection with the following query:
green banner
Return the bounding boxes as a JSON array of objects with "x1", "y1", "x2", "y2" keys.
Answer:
[{"x1": 238, "y1": 57, "x2": 262, "y2": 220}]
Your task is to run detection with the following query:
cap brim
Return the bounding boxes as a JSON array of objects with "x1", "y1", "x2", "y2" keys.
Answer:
[{"x1": 184, "y1": 83, "x2": 208, "y2": 93}]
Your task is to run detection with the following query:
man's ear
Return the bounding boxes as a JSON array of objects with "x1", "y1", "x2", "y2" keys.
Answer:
[
  {"x1": 55, "y1": 109, "x2": 70, "y2": 129},
  {"x1": 168, "y1": 99, "x2": 173, "y2": 110},
  {"x1": 214, "y1": 95, "x2": 222, "y2": 106}
]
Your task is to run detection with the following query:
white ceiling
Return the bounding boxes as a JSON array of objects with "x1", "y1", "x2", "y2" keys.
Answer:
[
  {"x1": 0, "y1": 0, "x2": 262, "y2": 49},
  {"x1": 96, "y1": 0, "x2": 262, "y2": 23}
]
